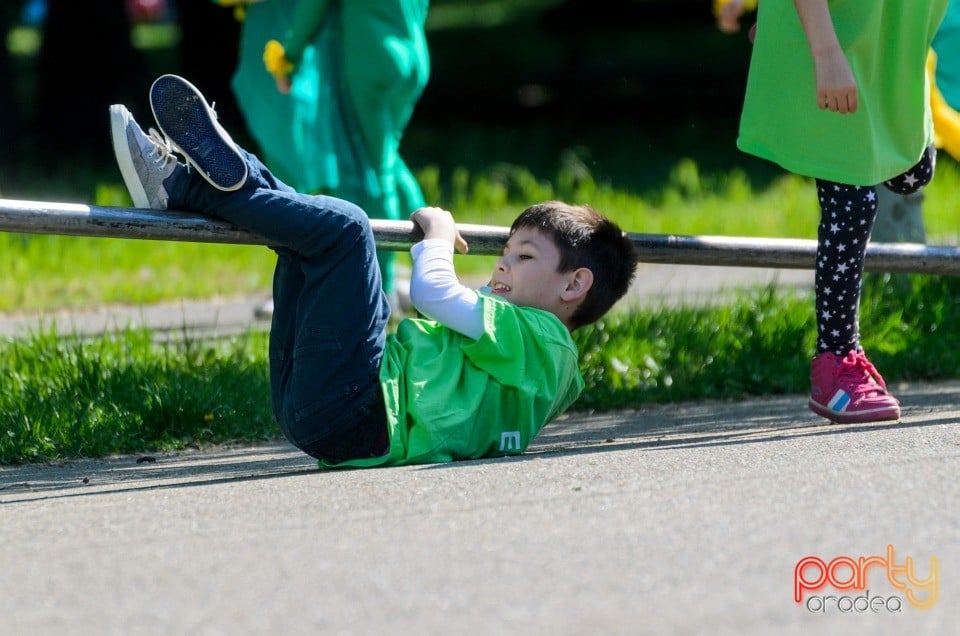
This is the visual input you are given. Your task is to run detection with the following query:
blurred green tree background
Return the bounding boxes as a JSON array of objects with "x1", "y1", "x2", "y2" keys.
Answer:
[{"x1": 0, "y1": 0, "x2": 772, "y2": 201}]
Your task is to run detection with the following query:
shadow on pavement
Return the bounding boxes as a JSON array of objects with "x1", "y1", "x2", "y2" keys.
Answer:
[
  {"x1": 2, "y1": 383, "x2": 957, "y2": 503},
  {"x1": 0, "y1": 441, "x2": 315, "y2": 505}
]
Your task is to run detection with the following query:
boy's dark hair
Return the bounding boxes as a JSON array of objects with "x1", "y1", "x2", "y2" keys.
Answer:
[{"x1": 511, "y1": 201, "x2": 637, "y2": 329}]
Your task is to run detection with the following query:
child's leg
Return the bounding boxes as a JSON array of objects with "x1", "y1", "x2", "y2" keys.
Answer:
[
  {"x1": 167, "y1": 148, "x2": 350, "y2": 252},
  {"x1": 813, "y1": 181, "x2": 877, "y2": 355},
  {"x1": 267, "y1": 248, "x2": 390, "y2": 463},
  {"x1": 167, "y1": 170, "x2": 391, "y2": 460},
  {"x1": 809, "y1": 180, "x2": 900, "y2": 423},
  {"x1": 149, "y1": 73, "x2": 370, "y2": 258},
  {"x1": 813, "y1": 146, "x2": 935, "y2": 344},
  {"x1": 813, "y1": 144, "x2": 935, "y2": 353},
  {"x1": 271, "y1": 214, "x2": 390, "y2": 462},
  {"x1": 151, "y1": 75, "x2": 392, "y2": 461},
  {"x1": 873, "y1": 145, "x2": 935, "y2": 242},
  {"x1": 883, "y1": 144, "x2": 936, "y2": 196},
  {"x1": 265, "y1": 250, "x2": 300, "y2": 426},
  {"x1": 805, "y1": 147, "x2": 933, "y2": 426}
]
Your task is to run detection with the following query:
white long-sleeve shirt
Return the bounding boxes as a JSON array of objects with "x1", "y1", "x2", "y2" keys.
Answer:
[{"x1": 408, "y1": 238, "x2": 486, "y2": 340}]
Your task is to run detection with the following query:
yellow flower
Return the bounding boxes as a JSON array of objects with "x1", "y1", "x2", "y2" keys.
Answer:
[{"x1": 263, "y1": 40, "x2": 294, "y2": 82}]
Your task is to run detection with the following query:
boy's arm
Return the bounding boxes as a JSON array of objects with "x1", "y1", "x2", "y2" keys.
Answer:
[
  {"x1": 409, "y1": 240, "x2": 485, "y2": 340},
  {"x1": 409, "y1": 208, "x2": 484, "y2": 340},
  {"x1": 793, "y1": 0, "x2": 858, "y2": 114}
]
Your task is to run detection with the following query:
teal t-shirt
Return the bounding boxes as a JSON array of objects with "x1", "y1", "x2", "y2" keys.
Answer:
[
  {"x1": 321, "y1": 293, "x2": 584, "y2": 469},
  {"x1": 738, "y1": 0, "x2": 949, "y2": 185}
]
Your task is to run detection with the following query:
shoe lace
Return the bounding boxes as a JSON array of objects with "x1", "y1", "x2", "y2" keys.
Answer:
[
  {"x1": 146, "y1": 127, "x2": 177, "y2": 167},
  {"x1": 837, "y1": 350, "x2": 888, "y2": 396}
]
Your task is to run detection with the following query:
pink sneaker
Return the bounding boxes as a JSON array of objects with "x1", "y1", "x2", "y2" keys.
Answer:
[{"x1": 808, "y1": 350, "x2": 900, "y2": 424}]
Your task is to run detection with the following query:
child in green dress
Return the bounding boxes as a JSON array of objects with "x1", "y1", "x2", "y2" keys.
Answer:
[
  {"x1": 737, "y1": 0, "x2": 949, "y2": 423},
  {"x1": 227, "y1": 0, "x2": 430, "y2": 301}
]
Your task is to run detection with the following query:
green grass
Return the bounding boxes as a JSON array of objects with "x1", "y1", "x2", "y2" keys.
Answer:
[
  {"x1": 1, "y1": 235, "x2": 272, "y2": 310},
  {"x1": 1, "y1": 328, "x2": 274, "y2": 464},
  {"x1": 575, "y1": 273, "x2": 960, "y2": 411},
  {"x1": 4, "y1": 272, "x2": 960, "y2": 465},
  {"x1": 4, "y1": 143, "x2": 960, "y2": 464}
]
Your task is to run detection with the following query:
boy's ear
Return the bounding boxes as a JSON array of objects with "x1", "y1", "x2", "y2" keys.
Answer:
[{"x1": 561, "y1": 268, "x2": 594, "y2": 303}]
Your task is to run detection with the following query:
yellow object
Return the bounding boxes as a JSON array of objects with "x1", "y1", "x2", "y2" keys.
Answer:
[
  {"x1": 928, "y1": 50, "x2": 960, "y2": 161},
  {"x1": 263, "y1": 39, "x2": 294, "y2": 82},
  {"x1": 712, "y1": 0, "x2": 758, "y2": 17},
  {"x1": 210, "y1": 0, "x2": 250, "y2": 22}
]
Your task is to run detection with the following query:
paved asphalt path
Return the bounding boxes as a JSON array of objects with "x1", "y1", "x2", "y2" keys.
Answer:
[
  {"x1": 2, "y1": 265, "x2": 957, "y2": 634},
  {"x1": 2, "y1": 380, "x2": 958, "y2": 635}
]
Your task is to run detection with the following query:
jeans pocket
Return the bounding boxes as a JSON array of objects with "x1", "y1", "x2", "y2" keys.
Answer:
[{"x1": 294, "y1": 325, "x2": 342, "y2": 356}]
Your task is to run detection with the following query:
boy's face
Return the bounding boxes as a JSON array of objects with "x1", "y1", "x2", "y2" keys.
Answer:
[{"x1": 488, "y1": 227, "x2": 576, "y2": 317}]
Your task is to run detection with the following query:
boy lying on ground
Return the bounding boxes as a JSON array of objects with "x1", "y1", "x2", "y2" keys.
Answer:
[{"x1": 110, "y1": 74, "x2": 638, "y2": 468}]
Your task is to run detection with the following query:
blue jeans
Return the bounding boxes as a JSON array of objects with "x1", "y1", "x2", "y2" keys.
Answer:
[{"x1": 167, "y1": 150, "x2": 391, "y2": 462}]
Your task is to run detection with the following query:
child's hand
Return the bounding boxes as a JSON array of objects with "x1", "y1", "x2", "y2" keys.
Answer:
[
  {"x1": 793, "y1": 0, "x2": 857, "y2": 114},
  {"x1": 411, "y1": 207, "x2": 469, "y2": 254},
  {"x1": 275, "y1": 76, "x2": 292, "y2": 95},
  {"x1": 716, "y1": 0, "x2": 747, "y2": 34},
  {"x1": 813, "y1": 49, "x2": 858, "y2": 114}
]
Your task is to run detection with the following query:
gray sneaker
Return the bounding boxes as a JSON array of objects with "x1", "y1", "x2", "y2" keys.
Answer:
[
  {"x1": 149, "y1": 74, "x2": 247, "y2": 192},
  {"x1": 109, "y1": 104, "x2": 180, "y2": 209}
]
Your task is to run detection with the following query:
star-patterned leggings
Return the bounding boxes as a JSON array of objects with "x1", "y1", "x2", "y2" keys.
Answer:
[{"x1": 814, "y1": 145, "x2": 936, "y2": 355}]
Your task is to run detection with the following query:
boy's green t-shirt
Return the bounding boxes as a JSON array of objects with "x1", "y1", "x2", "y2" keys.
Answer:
[
  {"x1": 322, "y1": 293, "x2": 584, "y2": 469},
  {"x1": 738, "y1": 0, "x2": 948, "y2": 185}
]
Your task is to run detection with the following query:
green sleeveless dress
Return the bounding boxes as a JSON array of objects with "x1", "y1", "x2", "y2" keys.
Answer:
[{"x1": 738, "y1": 0, "x2": 948, "y2": 185}]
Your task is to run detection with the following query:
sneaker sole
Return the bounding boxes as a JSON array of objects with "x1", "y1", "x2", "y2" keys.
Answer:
[
  {"x1": 149, "y1": 74, "x2": 247, "y2": 192},
  {"x1": 807, "y1": 398, "x2": 900, "y2": 424},
  {"x1": 109, "y1": 104, "x2": 151, "y2": 209}
]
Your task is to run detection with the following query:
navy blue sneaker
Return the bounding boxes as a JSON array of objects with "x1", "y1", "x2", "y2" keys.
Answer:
[{"x1": 149, "y1": 74, "x2": 247, "y2": 192}]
